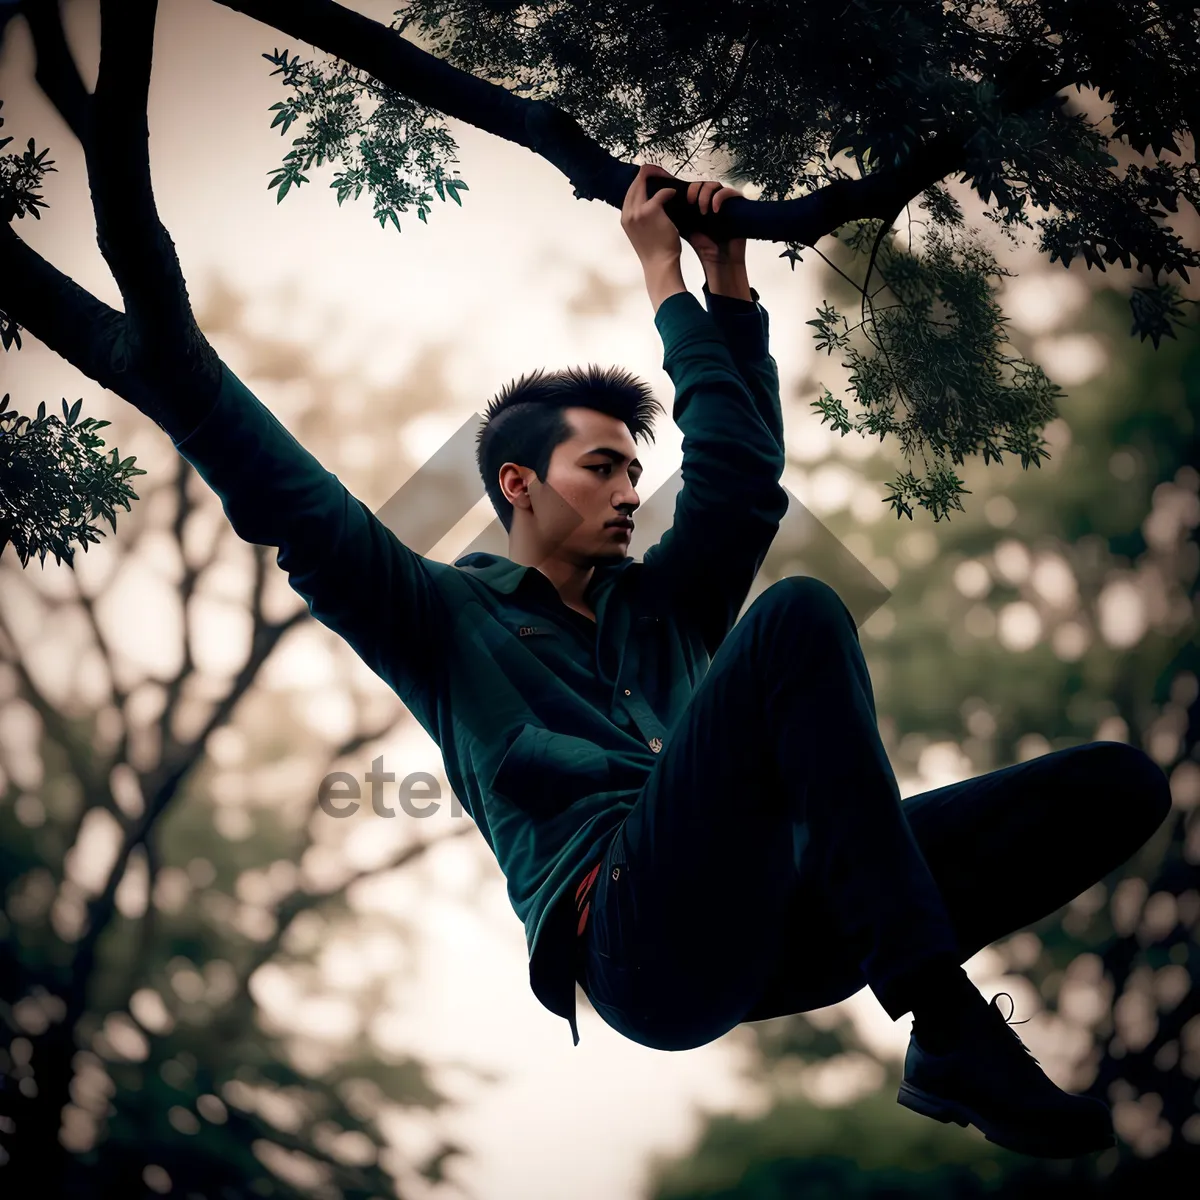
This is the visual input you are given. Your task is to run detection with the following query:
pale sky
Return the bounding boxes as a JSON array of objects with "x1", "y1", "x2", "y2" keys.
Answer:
[{"x1": 0, "y1": 3, "x2": 1087, "y2": 1197}]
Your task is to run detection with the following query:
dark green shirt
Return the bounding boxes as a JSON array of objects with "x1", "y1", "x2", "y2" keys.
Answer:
[{"x1": 170, "y1": 282, "x2": 787, "y2": 1045}]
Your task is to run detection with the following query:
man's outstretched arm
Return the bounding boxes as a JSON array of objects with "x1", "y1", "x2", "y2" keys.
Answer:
[{"x1": 167, "y1": 363, "x2": 447, "y2": 708}]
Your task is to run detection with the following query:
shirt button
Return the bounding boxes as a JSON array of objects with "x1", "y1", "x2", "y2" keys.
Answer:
[{"x1": 624, "y1": 689, "x2": 631, "y2": 696}]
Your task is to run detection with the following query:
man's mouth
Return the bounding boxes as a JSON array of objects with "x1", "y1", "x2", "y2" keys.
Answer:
[{"x1": 607, "y1": 519, "x2": 634, "y2": 532}]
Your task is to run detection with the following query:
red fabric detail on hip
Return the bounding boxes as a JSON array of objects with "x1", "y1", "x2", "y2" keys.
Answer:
[{"x1": 574, "y1": 861, "x2": 602, "y2": 936}]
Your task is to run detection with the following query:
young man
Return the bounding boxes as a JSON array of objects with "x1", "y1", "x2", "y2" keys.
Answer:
[{"x1": 166, "y1": 164, "x2": 1170, "y2": 1159}]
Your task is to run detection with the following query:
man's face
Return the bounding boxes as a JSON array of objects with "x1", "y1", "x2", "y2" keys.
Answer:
[{"x1": 504, "y1": 406, "x2": 643, "y2": 566}]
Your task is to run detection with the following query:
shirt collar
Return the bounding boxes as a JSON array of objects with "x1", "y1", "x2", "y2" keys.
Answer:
[
  {"x1": 452, "y1": 552, "x2": 530, "y2": 594},
  {"x1": 453, "y1": 552, "x2": 637, "y2": 602}
]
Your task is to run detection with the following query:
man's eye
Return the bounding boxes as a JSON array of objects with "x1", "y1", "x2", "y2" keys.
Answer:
[{"x1": 590, "y1": 464, "x2": 640, "y2": 483}]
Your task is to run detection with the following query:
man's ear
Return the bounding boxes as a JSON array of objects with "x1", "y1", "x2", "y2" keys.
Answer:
[{"x1": 500, "y1": 463, "x2": 534, "y2": 511}]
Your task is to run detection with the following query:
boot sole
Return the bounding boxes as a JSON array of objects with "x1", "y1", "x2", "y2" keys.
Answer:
[{"x1": 897, "y1": 1080, "x2": 1116, "y2": 1158}]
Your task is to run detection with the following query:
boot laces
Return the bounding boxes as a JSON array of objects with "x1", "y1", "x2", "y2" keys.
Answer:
[{"x1": 989, "y1": 991, "x2": 1039, "y2": 1066}]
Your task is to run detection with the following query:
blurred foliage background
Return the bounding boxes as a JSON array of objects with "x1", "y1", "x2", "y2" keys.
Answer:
[{"x1": 0, "y1": 278, "x2": 490, "y2": 1198}]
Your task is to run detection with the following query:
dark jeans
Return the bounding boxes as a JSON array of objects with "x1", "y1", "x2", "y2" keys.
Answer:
[{"x1": 575, "y1": 577, "x2": 1172, "y2": 1053}]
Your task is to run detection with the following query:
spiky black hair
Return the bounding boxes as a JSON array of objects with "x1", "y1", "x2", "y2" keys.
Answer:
[{"x1": 474, "y1": 363, "x2": 664, "y2": 533}]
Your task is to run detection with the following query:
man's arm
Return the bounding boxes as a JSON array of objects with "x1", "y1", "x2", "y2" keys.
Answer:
[
  {"x1": 701, "y1": 260, "x2": 774, "y2": 426},
  {"x1": 169, "y1": 362, "x2": 447, "y2": 706},
  {"x1": 639, "y1": 259, "x2": 789, "y2": 657},
  {"x1": 703, "y1": 261, "x2": 753, "y2": 303}
]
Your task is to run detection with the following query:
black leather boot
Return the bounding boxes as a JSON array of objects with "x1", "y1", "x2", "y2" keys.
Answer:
[{"x1": 897, "y1": 991, "x2": 1115, "y2": 1158}]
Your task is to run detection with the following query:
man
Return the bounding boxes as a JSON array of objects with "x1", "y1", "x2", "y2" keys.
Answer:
[{"x1": 168, "y1": 163, "x2": 1170, "y2": 1159}]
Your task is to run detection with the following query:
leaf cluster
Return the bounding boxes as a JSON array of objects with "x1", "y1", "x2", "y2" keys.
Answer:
[
  {"x1": 261, "y1": 43, "x2": 469, "y2": 232},
  {"x1": 0, "y1": 394, "x2": 145, "y2": 567},
  {"x1": 0, "y1": 98, "x2": 56, "y2": 223},
  {"x1": 398, "y1": 0, "x2": 1198, "y2": 257},
  {"x1": 803, "y1": 207, "x2": 1062, "y2": 521}
]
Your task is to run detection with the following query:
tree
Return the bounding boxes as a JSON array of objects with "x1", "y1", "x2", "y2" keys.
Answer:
[
  {"x1": 0, "y1": 276, "x2": 478, "y2": 1197},
  {"x1": 0, "y1": 99, "x2": 145, "y2": 568},
  {"x1": 644, "y1": 280, "x2": 1200, "y2": 1196},
  {"x1": 1, "y1": 0, "x2": 1198, "y2": 1189},
  {"x1": 4, "y1": 0, "x2": 1197, "y2": 521}
]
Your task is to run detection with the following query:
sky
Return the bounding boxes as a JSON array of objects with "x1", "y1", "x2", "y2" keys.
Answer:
[{"x1": 0, "y1": 3, "x2": 1110, "y2": 1198}]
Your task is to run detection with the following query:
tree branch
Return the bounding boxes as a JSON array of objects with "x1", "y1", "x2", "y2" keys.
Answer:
[
  {"x1": 0, "y1": 0, "x2": 1068, "y2": 434},
  {"x1": 85, "y1": 0, "x2": 210, "y2": 377},
  {"x1": 0, "y1": 600, "x2": 107, "y2": 802},
  {"x1": 109, "y1": 835, "x2": 159, "y2": 1016},
  {"x1": 69, "y1": 594, "x2": 313, "y2": 1014},
  {"x1": 5, "y1": 0, "x2": 221, "y2": 440},
  {"x1": 0, "y1": 224, "x2": 127, "y2": 389},
  {"x1": 70, "y1": 555, "x2": 127, "y2": 713},
  {"x1": 22, "y1": 0, "x2": 90, "y2": 143},
  {"x1": 636, "y1": 27, "x2": 761, "y2": 152},
  {"x1": 0, "y1": 220, "x2": 219, "y2": 444},
  {"x1": 0, "y1": 189, "x2": 221, "y2": 442},
  {"x1": 222, "y1": 821, "x2": 476, "y2": 1024},
  {"x1": 157, "y1": 457, "x2": 213, "y2": 754},
  {"x1": 215, "y1": 0, "x2": 1069, "y2": 250}
]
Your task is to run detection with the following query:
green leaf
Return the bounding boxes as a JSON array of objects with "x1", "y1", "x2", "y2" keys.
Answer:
[{"x1": 1129, "y1": 282, "x2": 1191, "y2": 349}]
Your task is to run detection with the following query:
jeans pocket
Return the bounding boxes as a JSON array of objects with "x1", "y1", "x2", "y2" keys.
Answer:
[{"x1": 586, "y1": 826, "x2": 640, "y2": 1013}]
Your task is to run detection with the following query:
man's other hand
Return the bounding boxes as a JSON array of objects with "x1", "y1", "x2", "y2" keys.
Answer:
[
  {"x1": 683, "y1": 179, "x2": 746, "y2": 268},
  {"x1": 621, "y1": 162, "x2": 682, "y2": 269}
]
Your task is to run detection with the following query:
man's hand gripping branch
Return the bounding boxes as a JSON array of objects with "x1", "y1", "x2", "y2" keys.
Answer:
[{"x1": 620, "y1": 163, "x2": 751, "y2": 313}]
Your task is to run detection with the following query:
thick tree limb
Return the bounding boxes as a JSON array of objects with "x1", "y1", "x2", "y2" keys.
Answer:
[
  {"x1": 216, "y1": 0, "x2": 1063, "y2": 248},
  {"x1": 85, "y1": 0, "x2": 211, "y2": 378},
  {"x1": 0, "y1": 224, "x2": 127, "y2": 387},
  {"x1": 0, "y1": 221, "x2": 218, "y2": 433},
  {"x1": 3, "y1": 3, "x2": 220, "y2": 429},
  {"x1": 22, "y1": 0, "x2": 90, "y2": 143}
]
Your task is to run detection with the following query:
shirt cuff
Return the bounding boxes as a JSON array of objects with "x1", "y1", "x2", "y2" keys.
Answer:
[
  {"x1": 701, "y1": 282, "x2": 768, "y2": 359},
  {"x1": 702, "y1": 281, "x2": 760, "y2": 310}
]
